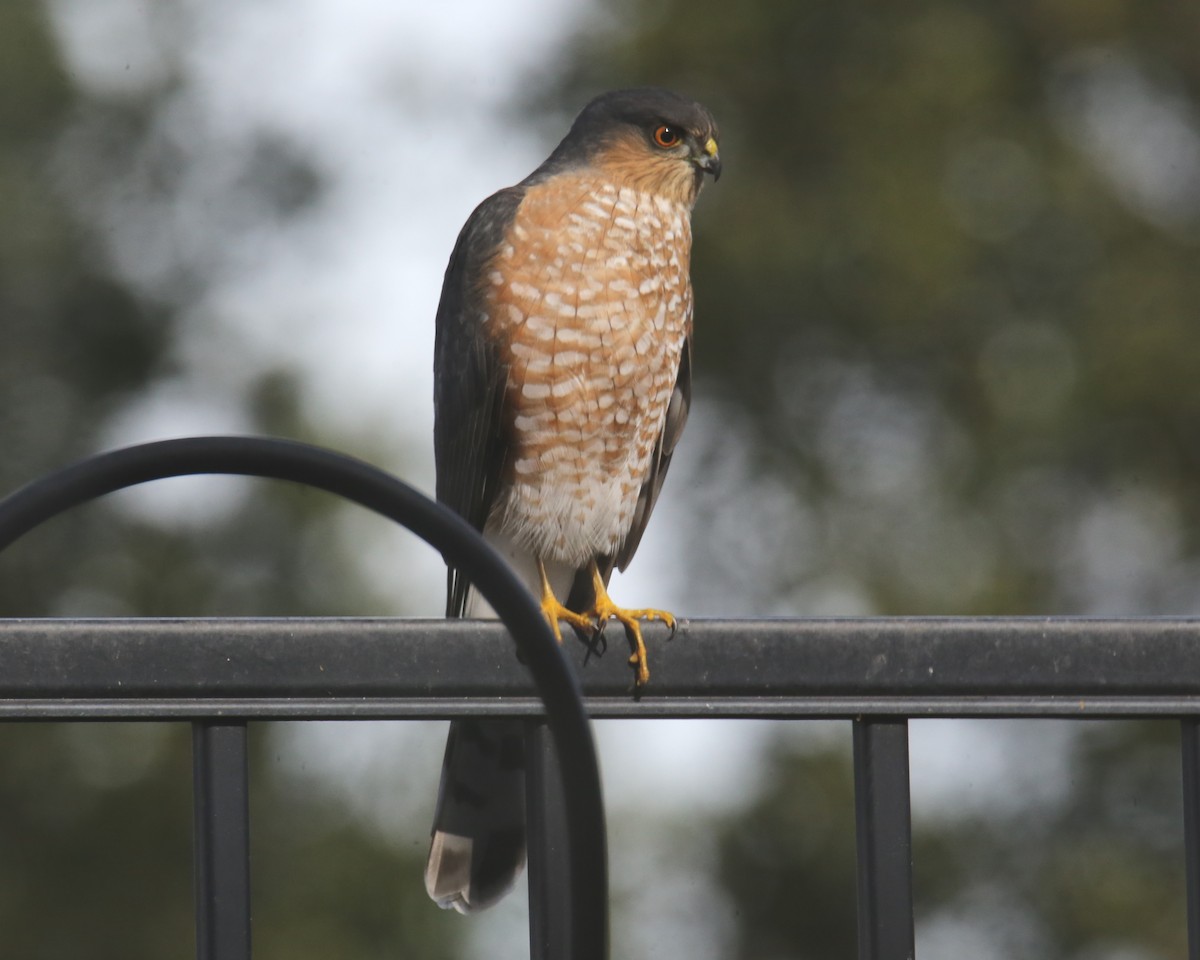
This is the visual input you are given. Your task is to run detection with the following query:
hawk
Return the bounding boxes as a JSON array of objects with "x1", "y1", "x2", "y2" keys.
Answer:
[{"x1": 427, "y1": 87, "x2": 720, "y2": 912}]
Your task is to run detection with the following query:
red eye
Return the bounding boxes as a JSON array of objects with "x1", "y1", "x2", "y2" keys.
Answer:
[{"x1": 652, "y1": 124, "x2": 681, "y2": 148}]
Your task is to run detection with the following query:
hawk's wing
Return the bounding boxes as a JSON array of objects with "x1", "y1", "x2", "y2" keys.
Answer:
[
  {"x1": 430, "y1": 187, "x2": 532, "y2": 913},
  {"x1": 433, "y1": 186, "x2": 526, "y2": 618}
]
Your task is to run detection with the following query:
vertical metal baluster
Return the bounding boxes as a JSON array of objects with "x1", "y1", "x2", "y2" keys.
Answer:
[
  {"x1": 193, "y1": 720, "x2": 252, "y2": 960},
  {"x1": 1182, "y1": 719, "x2": 1200, "y2": 960},
  {"x1": 526, "y1": 721, "x2": 573, "y2": 960},
  {"x1": 853, "y1": 718, "x2": 915, "y2": 960}
]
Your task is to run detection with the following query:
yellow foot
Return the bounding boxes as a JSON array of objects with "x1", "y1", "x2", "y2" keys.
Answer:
[
  {"x1": 538, "y1": 559, "x2": 594, "y2": 642},
  {"x1": 587, "y1": 563, "x2": 675, "y2": 688}
]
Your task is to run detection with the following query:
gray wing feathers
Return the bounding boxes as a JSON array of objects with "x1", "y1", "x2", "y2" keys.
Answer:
[
  {"x1": 433, "y1": 187, "x2": 525, "y2": 616},
  {"x1": 429, "y1": 186, "x2": 531, "y2": 913}
]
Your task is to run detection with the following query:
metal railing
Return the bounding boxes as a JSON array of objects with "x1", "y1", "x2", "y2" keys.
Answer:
[
  {"x1": 3, "y1": 439, "x2": 1200, "y2": 960},
  {"x1": 0, "y1": 437, "x2": 608, "y2": 960}
]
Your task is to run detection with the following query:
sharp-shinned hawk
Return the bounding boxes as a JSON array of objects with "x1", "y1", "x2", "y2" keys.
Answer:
[{"x1": 427, "y1": 87, "x2": 720, "y2": 912}]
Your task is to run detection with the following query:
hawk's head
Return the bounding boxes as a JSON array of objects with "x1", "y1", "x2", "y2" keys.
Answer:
[{"x1": 538, "y1": 87, "x2": 721, "y2": 204}]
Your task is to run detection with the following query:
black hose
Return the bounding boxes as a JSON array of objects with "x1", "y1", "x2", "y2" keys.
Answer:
[{"x1": 0, "y1": 435, "x2": 608, "y2": 960}]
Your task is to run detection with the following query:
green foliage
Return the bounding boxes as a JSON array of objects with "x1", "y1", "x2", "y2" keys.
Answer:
[
  {"x1": 0, "y1": 3, "x2": 454, "y2": 957},
  {"x1": 251, "y1": 729, "x2": 463, "y2": 960},
  {"x1": 0, "y1": 724, "x2": 194, "y2": 958},
  {"x1": 548, "y1": 0, "x2": 1200, "y2": 956},
  {"x1": 911, "y1": 721, "x2": 1186, "y2": 958},
  {"x1": 553, "y1": 0, "x2": 1200, "y2": 619},
  {"x1": 703, "y1": 721, "x2": 1188, "y2": 959},
  {"x1": 716, "y1": 738, "x2": 858, "y2": 959}
]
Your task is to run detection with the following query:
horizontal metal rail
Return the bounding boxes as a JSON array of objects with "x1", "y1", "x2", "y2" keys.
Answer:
[
  {"x1": 4, "y1": 614, "x2": 1199, "y2": 960},
  {"x1": 1, "y1": 616, "x2": 1200, "y2": 719}
]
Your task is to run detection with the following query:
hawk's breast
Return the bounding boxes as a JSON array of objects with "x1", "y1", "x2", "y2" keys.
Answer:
[{"x1": 483, "y1": 175, "x2": 693, "y2": 567}]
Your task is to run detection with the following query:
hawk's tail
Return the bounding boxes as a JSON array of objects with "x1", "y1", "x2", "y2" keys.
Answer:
[{"x1": 425, "y1": 717, "x2": 527, "y2": 912}]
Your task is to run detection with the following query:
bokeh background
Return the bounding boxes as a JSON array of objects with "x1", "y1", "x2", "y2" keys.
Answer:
[{"x1": 2, "y1": 0, "x2": 1199, "y2": 957}]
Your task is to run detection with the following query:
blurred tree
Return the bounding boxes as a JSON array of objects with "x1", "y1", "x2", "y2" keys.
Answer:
[
  {"x1": 912, "y1": 720, "x2": 1186, "y2": 959},
  {"x1": 0, "y1": 3, "x2": 456, "y2": 957},
  {"x1": 707, "y1": 720, "x2": 1185, "y2": 960},
  {"x1": 542, "y1": 0, "x2": 1200, "y2": 957},
  {"x1": 715, "y1": 737, "x2": 859, "y2": 959},
  {"x1": 550, "y1": 0, "x2": 1200, "y2": 620}
]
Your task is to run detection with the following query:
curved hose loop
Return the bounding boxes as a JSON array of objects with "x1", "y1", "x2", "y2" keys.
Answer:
[{"x1": 0, "y1": 435, "x2": 608, "y2": 960}]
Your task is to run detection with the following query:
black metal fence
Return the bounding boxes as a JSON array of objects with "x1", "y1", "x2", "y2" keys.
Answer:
[
  {"x1": 3, "y1": 439, "x2": 1200, "y2": 960},
  {"x1": 7, "y1": 617, "x2": 1200, "y2": 959}
]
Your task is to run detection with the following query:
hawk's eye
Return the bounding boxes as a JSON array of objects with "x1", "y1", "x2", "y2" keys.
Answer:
[{"x1": 652, "y1": 124, "x2": 681, "y2": 149}]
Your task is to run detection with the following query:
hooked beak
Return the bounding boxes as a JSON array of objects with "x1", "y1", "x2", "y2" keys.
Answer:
[{"x1": 695, "y1": 136, "x2": 721, "y2": 181}]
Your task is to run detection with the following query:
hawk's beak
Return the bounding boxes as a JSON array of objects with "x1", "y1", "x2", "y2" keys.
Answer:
[{"x1": 695, "y1": 136, "x2": 721, "y2": 181}]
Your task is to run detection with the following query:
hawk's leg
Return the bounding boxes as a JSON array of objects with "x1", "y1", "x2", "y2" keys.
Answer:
[
  {"x1": 537, "y1": 558, "x2": 594, "y2": 641},
  {"x1": 586, "y1": 561, "x2": 675, "y2": 688}
]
